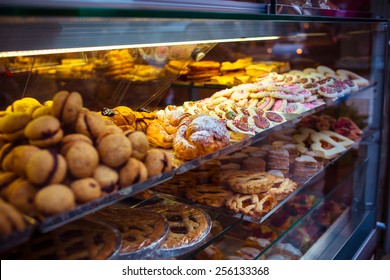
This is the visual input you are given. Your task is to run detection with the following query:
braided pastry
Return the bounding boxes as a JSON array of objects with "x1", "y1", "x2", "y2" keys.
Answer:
[{"x1": 173, "y1": 115, "x2": 230, "y2": 160}]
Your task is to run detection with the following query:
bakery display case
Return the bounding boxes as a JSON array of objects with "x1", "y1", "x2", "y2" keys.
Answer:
[{"x1": 0, "y1": 0, "x2": 389, "y2": 260}]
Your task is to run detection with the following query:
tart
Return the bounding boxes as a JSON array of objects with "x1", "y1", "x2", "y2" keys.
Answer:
[
  {"x1": 226, "y1": 193, "x2": 277, "y2": 218},
  {"x1": 4, "y1": 218, "x2": 120, "y2": 260},
  {"x1": 140, "y1": 203, "x2": 210, "y2": 249},
  {"x1": 91, "y1": 208, "x2": 169, "y2": 257},
  {"x1": 185, "y1": 184, "x2": 234, "y2": 207},
  {"x1": 226, "y1": 171, "x2": 280, "y2": 194}
]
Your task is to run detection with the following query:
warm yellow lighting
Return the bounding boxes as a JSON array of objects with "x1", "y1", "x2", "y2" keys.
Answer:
[
  {"x1": 0, "y1": 36, "x2": 281, "y2": 58},
  {"x1": 296, "y1": 48, "x2": 303, "y2": 55},
  {"x1": 266, "y1": 48, "x2": 273, "y2": 54},
  {"x1": 303, "y1": 23, "x2": 310, "y2": 29}
]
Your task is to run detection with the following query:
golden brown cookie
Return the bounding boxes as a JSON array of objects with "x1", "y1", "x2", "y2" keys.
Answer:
[
  {"x1": 34, "y1": 184, "x2": 76, "y2": 216},
  {"x1": 143, "y1": 148, "x2": 173, "y2": 178},
  {"x1": 75, "y1": 109, "x2": 107, "y2": 141},
  {"x1": 0, "y1": 199, "x2": 26, "y2": 238},
  {"x1": 70, "y1": 178, "x2": 102, "y2": 203},
  {"x1": 97, "y1": 133, "x2": 132, "y2": 168},
  {"x1": 51, "y1": 90, "x2": 83, "y2": 125},
  {"x1": 24, "y1": 115, "x2": 64, "y2": 148},
  {"x1": 93, "y1": 165, "x2": 119, "y2": 195},
  {"x1": 66, "y1": 142, "x2": 99, "y2": 178},
  {"x1": 60, "y1": 133, "x2": 93, "y2": 156},
  {"x1": 124, "y1": 130, "x2": 149, "y2": 161},
  {"x1": 0, "y1": 112, "x2": 30, "y2": 142},
  {"x1": 2, "y1": 178, "x2": 38, "y2": 216},
  {"x1": 26, "y1": 150, "x2": 67, "y2": 186},
  {"x1": 119, "y1": 158, "x2": 148, "y2": 188},
  {"x1": 8, "y1": 145, "x2": 41, "y2": 177}
]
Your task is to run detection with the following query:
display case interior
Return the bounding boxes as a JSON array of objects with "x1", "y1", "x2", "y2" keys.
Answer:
[{"x1": 0, "y1": 12, "x2": 388, "y2": 259}]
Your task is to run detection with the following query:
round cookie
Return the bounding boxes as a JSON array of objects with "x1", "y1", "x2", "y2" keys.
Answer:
[
  {"x1": 9, "y1": 145, "x2": 41, "y2": 177},
  {"x1": 34, "y1": 184, "x2": 76, "y2": 216},
  {"x1": 97, "y1": 133, "x2": 132, "y2": 168},
  {"x1": 0, "y1": 171, "x2": 18, "y2": 192},
  {"x1": 93, "y1": 165, "x2": 119, "y2": 195},
  {"x1": 144, "y1": 149, "x2": 173, "y2": 178},
  {"x1": 51, "y1": 90, "x2": 83, "y2": 125},
  {"x1": 75, "y1": 109, "x2": 107, "y2": 141},
  {"x1": 124, "y1": 130, "x2": 149, "y2": 161},
  {"x1": 31, "y1": 105, "x2": 52, "y2": 119},
  {"x1": 26, "y1": 150, "x2": 67, "y2": 186},
  {"x1": 0, "y1": 112, "x2": 31, "y2": 142},
  {"x1": 119, "y1": 158, "x2": 148, "y2": 188},
  {"x1": 66, "y1": 142, "x2": 99, "y2": 178},
  {"x1": 70, "y1": 178, "x2": 101, "y2": 203},
  {"x1": 0, "y1": 143, "x2": 16, "y2": 171},
  {"x1": 24, "y1": 115, "x2": 63, "y2": 148},
  {"x1": 0, "y1": 199, "x2": 26, "y2": 237},
  {"x1": 2, "y1": 178, "x2": 38, "y2": 216},
  {"x1": 60, "y1": 133, "x2": 93, "y2": 156}
]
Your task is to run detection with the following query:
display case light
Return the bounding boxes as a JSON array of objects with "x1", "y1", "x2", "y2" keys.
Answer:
[{"x1": 0, "y1": 36, "x2": 280, "y2": 58}]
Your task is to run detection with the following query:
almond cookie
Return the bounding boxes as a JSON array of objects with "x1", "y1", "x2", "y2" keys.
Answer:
[
  {"x1": 185, "y1": 184, "x2": 234, "y2": 207},
  {"x1": 143, "y1": 148, "x2": 173, "y2": 178},
  {"x1": 66, "y1": 142, "x2": 99, "y2": 178},
  {"x1": 97, "y1": 133, "x2": 132, "y2": 168},
  {"x1": 0, "y1": 112, "x2": 30, "y2": 142},
  {"x1": 124, "y1": 130, "x2": 149, "y2": 161},
  {"x1": 24, "y1": 115, "x2": 64, "y2": 148},
  {"x1": 226, "y1": 193, "x2": 277, "y2": 218},
  {"x1": 70, "y1": 178, "x2": 102, "y2": 203},
  {"x1": 93, "y1": 165, "x2": 119, "y2": 195},
  {"x1": 51, "y1": 90, "x2": 83, "y2": 125},
  {"x1": 34, "y1": 184, "x2": 76, "y2": 216},
  {"x1": 26, "y1": 150, "x2": 67, "y2": 186},
  {"x1": 75, "y1": 109, "x2": 107, "y2": 141},
  {"x1": 226, "y1": 171, "x2": 279, "y2": 194},
  {"x1": 119, "y1": 158, "x2": 148, "y2": 188},
  {"x1": 2, "y1": 178, "x2": 38, "y2": 216}
]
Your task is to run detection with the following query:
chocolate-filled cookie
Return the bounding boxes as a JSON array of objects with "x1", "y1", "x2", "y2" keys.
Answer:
[
  {"x1": 34, "y1": 184, "x2": 76, "y2": 216},
  {"x1": 60, "y1": 133, "x2": 93, "y2": 156},
  {"x1": 93, "y1": 165, "x2": 119, "y2": 195},
  {"x1": 26, "y1": 150, "x2": 67, "y2": 186},
  {"x1": 124, "y1": 130, "x2": 149, "y2": 161},
  {"x1": 2, "y1": 178, "x2": 38, "y2": 216},
  {"x1": 75, "y1": 109, "x2": 107, "y2": 141},
  {"x1": 66, "y1": 142, "x2": 99, "y2": 178},
  {"x1": 144, "y1": 149, "x2": 173, "y2": 178},
  {"x1": 119, "y1": 158, "x2": 148, "y2": 188},
  {"x1": 70, "y1": 177, "x2": 101, "y2": 203},
  {"x1": 51, "y1": 90, "x2": 83, "y2": 125},
  {"x1": 10, "y1": 145, "x2": 41, "y2": 177},
  {"x1": 24, "y1": 115, "x2": 64, "y2": 148},
  {"x1": 0, "y1": 112, "x2": 30, "y2": 142},
  {"x1": 97, "y1": 133, "x2": 132, "y2": 168}
]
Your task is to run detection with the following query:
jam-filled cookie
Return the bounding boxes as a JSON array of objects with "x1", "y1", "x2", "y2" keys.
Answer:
[{"x1": 143, "y1": 148, "x2": 173, "y2": 178}]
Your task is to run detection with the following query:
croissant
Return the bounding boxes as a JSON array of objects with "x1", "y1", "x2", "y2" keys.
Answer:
[{"x1": 173, "y1": 115, "x2": 230, "y2": 160}]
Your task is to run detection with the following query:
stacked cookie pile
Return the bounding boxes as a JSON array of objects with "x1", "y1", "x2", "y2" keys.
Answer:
[{"x1": 0, "y1": 92, "x2": 173, "y2": 238}]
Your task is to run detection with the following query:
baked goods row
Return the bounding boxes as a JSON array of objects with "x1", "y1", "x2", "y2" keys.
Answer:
[
  {"x1": 0, "y1": 92, "x2": 173, "y2": 240},
  {"x1": 1, "y1": 200, "x2": 212, "y2": 260}
]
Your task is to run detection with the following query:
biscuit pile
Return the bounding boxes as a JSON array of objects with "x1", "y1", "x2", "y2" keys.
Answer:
[{"x1": 0, "y1": 93, "x2": 173, "y2": 238}]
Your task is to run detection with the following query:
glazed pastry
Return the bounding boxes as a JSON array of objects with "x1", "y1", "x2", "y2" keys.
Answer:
[
  {"x1": 60, "y1": 133, "x2": 93, "y2": 156},
  {"x1": 124, "y1": 130, "x2": 149, "y2": 161},
  {"x1": 75, "y1": 109, "x2": 107, "y2": 141},
  {"x1": 96, "y1": 133, "x2": 132, "y2": 168},
  {"x1": 119, "y1": 157, "x2": 148, "y2": 188},
  {"x1": 34, "y1": 184, "x2": 76, "y2": 216},
  {"x1": 51, "y1": 90, "x2": 83, "y2": 125},
  {"x1": 70, "y1": 178, "x2": 102, "y2": 203},
  {"x1": 2, "y1": 178, "x2": 38, "y2": 216},
  {"x1": 93, "y1": 165, "x2": 119, "y2": 195},
  {"x1": 0, "y1": 112, "x2": 30, "y2": 142},
  {"x1": 143, "y1": 148, "x2": 173, "y2": 178},
  {"x1": 26, "y1": 150, "x2": 67, "y2": 186},
  {"x1": 0, "y1": 199, "x2": 26, "y2": 238},
  {"x1": 24, "y1": 115, "x2": 64, "y2": 148},
  {"x1": 66, "y1": 142, "x2": 99, "y2": 178},
  {"x1": 173, "y1": 115, "x2": 230, "y2": 160}
]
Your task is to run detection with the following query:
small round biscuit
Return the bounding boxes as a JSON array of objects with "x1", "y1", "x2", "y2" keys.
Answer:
[
  {"x1": 24, "y1": 115, "x2": 63, "y2": 148},
  {"x1": 70, "y1": 178, "x2": 101, "y2": 203},
  {"x1": 51, "y1": 90, "x2": 83, "y2": 125},
  {"x1": 34, "y1": 184, "x2": 76, "y2": 216},
  {"x1": 119, "y1": 158, "x2": 148, "y2": 188},
  {"x1": 124, "y1": 130, "x2": 149, "y2": 161},
  {"x1": 75, "y1": 109, "x2": 107, "y2": 141},
  {"x1": 0, "y1": 199, "x2": 26, "y2": 238},
  {"x1": 60, "y1": 133, "x2": 93, "y2": 156},
  {"x1": 26, "y1": 150, "x2": 67, "y2": 186},
  {"x1": 97, "y1": 133, "x2": 132, "y2": 168},
  {"x1": 144, "y1": 149, "x2": 173, "y2": 178},
  {"x1": 66, "y1": 142, "x2": 99, "y2": 178},
  {"x1": 93, "y1": 165, "x2": 119, "y2": 195},
  {"x1": 2, "y1": 178, "x2": 38, "y2": 216},
  {"x1": 0, "y1": 143, "x2": 15, "y2": 171},
  {"x1": 10, "y1": 145, "x2": 41, "y2": 177},
  {"x1": 0, "y1": 112, "x2": 30, "y2": 142}
]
